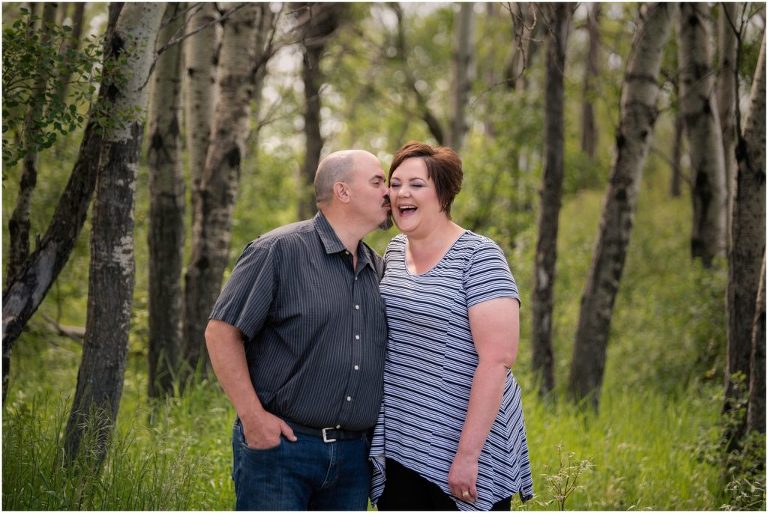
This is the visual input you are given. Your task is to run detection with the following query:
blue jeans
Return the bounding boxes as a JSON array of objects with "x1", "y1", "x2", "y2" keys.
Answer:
[{"x1": 231, "y1": 419, "x2": 371, "y2": 510}]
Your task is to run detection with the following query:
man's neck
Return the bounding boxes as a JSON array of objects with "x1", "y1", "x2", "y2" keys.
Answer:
[{"x1": 321, "y1": 209, "x2": 363, "y2": 258}]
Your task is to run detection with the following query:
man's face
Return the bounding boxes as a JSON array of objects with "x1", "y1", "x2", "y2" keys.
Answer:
[{"x1": 348, "y1": 153, "x2": 391, "y2": 230}]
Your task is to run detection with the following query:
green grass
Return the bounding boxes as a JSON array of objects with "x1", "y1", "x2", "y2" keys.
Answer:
[
  {"x1": 3, "y1": 169, "x2": 762, "y2": 510},
  {"x1": 3, "y1": 372, "x2": 235, "y2": 510},
  {"x1": 3, "y1": 370, "x2": 723, "y2": 511},
  {"x1": 521, "y1": 385, "x2": 722, "y2": 510}
]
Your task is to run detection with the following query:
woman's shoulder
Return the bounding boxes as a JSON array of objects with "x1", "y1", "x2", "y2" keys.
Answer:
[
  {"x1": 454, "y1": 230, "x2": 505, "y2": 258},
  {"x1": 383, "y1": 233, "x2": 407, "y2": 262},
  {"x1": 389, "y1": 233, "x2": 408, "y2": 245},
  {"x1": 385, "y1": 233, "x2": 407, "y2": 252}
]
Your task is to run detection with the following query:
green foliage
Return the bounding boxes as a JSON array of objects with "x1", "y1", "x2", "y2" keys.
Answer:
[
  {"x1": 2, "y1": 391, "x2": 227, "y2": 510},
  {"x1": 693, "y1": 375, "x2": 767, "y2": 511},
  {"x1": 4, "y1": 162, "x2": 755, "y2": 511},
  {"x1": 520, "y1": 385, "x2": 721, "y2": 510},
  {"x1": 3, "y1": 3, "x2": 765, "y2": 511},
  {"x1": 3, "y1": 333, "x2": 234, "y2": 511},
  {"x1": 2, "y1": 7, "x2": 101, "y2": 167},
  {"x1": 3, "y1": 336, "x2": 726, "y2": 511},
  {"x1": 734, "y1": 4, "x2": 766, "y2": 83}
]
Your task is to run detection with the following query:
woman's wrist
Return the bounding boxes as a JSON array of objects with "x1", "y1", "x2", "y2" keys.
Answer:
[{"x1": 454, "y1": 445, "x2": 481, "y2": 463}]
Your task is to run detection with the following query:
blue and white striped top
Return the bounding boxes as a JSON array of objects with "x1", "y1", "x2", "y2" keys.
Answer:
[{"x1": 370, "y1": 231, "x2": 534, "y2": 510}]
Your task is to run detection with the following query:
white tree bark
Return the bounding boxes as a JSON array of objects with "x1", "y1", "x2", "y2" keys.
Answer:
[
  {"x1": 184, "y1": 2, "x2": 221, "y2": 221},
  {"x1": 718, "y1": 2, "x2": 740, "y2": 236},
  {"x1": 183, "y1": 3, "x2": 270, "y2": 376},
  {"x1": 64, "y1": 2, "x2": 165, "y2": 463},
  {"x1": 568, "y1": 3, "x2": 676, "y2": 409},
  {"x1": 747, "y1": 254, "x2": 766, "y2": 435},
  {"x1": 147, "y1": 3, "x2": 186, "y2": 399},
  {"x1": 506, "y1": 3, "x2": 540, "y2": 92},
  {"x1": 678, "y1": 2, "x2": 727, "y2": 267},
  {"x1": 1, "y1": 4, "x2": 123, "y2": 402}
]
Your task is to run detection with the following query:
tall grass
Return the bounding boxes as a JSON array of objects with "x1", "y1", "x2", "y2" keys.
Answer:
[
  {"x1": 521, "y1": 385, "x2": 722, "y2": 510},
  {"x1": 3, "y1": 169, "x2": 761, "y2": 510},
  {"x1": 2, "y1": 365, "x2": 726, "y2": 511},
  {"x1": 2, "y1": 381, "x2": 234, "y2": 510}
]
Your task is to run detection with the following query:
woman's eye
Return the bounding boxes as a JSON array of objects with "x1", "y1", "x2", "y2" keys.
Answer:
[{"x1": 390, "y1": 183, "x2": 401, "y2": 188}]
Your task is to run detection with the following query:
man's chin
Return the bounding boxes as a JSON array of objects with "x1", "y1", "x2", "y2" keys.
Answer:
[{"x1": 378, "y1": 214, "x2": 393, "y2": 231}]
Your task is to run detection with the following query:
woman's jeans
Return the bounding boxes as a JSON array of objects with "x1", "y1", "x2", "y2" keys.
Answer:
[{"x1": 231, "y1": 419, "x2": 370, "y2": 511}]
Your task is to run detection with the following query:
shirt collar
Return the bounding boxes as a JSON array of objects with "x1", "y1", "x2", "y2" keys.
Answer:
[{"x1": 313, "y1": 212, "x2": 373, "y2": 271}]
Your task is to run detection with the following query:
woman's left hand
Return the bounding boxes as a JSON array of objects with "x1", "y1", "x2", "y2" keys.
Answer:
[{"x1": 448, "y1": 453, "x2": 479, "y2": 503}]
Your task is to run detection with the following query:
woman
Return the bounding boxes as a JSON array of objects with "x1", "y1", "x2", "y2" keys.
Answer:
[{"x1": 370, "y1": 142, "x2": 534, "y2": 511}]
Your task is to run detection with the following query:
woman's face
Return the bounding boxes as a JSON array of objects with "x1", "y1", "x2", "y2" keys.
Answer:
[{"x1": 389, "y1": 157, "x2": 442, "y2": 235}]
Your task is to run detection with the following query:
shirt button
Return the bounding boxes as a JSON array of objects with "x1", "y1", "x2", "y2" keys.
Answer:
[
  {"x1": 355, "y1": 335, "x2": 360, "y2": 340},
  {"x1": 354, "y1": 365, "x2": 360, "y2": 371},
  {"x1": 346, "y1": 396, "x2": 352, "y2": 402},
  {"x1": 336, "y1": 424, "x2": 341, "y2": 429},
  {"x1": 354, "y1": 305, "x2": 360, "y2": 310},
  {"x1": 355, "y1": 276, "x2": 358, "y2": 281}
]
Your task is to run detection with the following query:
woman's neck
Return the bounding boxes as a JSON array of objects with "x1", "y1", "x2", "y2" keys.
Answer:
[
  {"x1": 407, "y1": 219, "x2": 463, "y2": 249},
  {"x1": 404, "y1": 219, "x2": 465, "y2": 275}
]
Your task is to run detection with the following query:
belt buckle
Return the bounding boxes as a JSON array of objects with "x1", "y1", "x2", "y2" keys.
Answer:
[{"x1": 321, "y1": 427, "x2": 336, "y2": 443}]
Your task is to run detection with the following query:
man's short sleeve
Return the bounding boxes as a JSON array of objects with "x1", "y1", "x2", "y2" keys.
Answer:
[{"x1": 208, "y1": 240, "x2": 277, "y2": 340}]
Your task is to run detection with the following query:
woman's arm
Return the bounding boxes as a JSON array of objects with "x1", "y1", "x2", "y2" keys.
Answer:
[{"x1": 447, "y1": 297, "x2": 520, "y2": 503}]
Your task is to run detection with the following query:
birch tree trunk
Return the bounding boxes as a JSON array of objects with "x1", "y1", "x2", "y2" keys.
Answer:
[
  {"x1": 2, "y1": 4, "x2": 122, "y2": 403},
  {"x1": 718, "y1": 2, "x2": 739, "y2": 233},
  {"x1": 448, "y1": 2, "x2": 475, "y2": 152},
  {"x1": 670, "y1": 103, "x2": 684, "y2": 197},
  {"x1": 147, "y1": 3, "x2": 186, "y2": 399},
  {"x1": 747, "y1": 254, "x2": 766, "y2": 435},
  {"x1": 532, "y1": 2, "x2": 571, "y2": 397},
  {"x1": 56, "y1": 2, "x2": 86, "y2": 100},
  {"x1": 391, "y1": 3, "x2": 445, "y2": 145},
  {"x1": 568, "y1": 3, "x2": 676, "y2": 409},
  {"x1": 297, "y1": 3, "x2": 343, "y2": 221},
  {"x1": 506, "y1": 3, "x2": 541, "y2": 92},
  {"x1": 678, "y1": 3, "x2": 727, "y2": 267},
  {"x1": 580, "y1": 3, "x2": 601, "y2": 158},
  {"x1": 6, "y1": 3, "x2": 57, "y2": 285},
  {"x1": 184, "y1": 2, "x2": 221, "y2": 224},
  {"x1": 64, "y1": 2, "x2": 165, "y2": 463},
  {"x1": 183, "y1": 3, "x2": 270, "y2": 377},
  {"x1": 725, "y1": 31, "x2": 766, "y2": 444}
]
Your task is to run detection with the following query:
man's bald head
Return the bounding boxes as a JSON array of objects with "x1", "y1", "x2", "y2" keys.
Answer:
[{"x1": 314, "y1": 150, "x2": 375, "y2": 205}]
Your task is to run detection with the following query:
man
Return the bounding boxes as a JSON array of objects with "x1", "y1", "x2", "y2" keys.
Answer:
[{"x1": 205, "y1": 149, "x2": 391, "y2": 510}]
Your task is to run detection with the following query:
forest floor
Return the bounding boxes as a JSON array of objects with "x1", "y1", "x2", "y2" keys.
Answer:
[{"x1": 3, "y1": 178, "x2": 764, "y2": 510}]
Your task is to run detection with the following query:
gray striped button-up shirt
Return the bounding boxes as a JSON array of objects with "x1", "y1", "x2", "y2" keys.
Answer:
[{"x1": 209, "y1": 212, "x2": 387, "y2": 431}]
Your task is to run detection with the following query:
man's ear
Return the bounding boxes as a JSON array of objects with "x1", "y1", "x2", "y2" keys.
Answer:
[{"x1": 334, "y1": 182, "x2": 351, "y2": 203}]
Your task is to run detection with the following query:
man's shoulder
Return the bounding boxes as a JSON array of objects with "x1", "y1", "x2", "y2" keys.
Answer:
[{"x1": 250, "y1": 219, "x2": 316, "y2": 248}]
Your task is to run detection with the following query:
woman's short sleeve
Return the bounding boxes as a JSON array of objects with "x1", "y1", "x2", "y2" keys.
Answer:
[{"x1": 464, "y1": 238, "x2": 520, "y2": 308}]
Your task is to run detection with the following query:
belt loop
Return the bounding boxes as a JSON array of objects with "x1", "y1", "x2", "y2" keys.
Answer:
[{"x1": 321, "y1": 427, "x2": 337, "y2": 443}]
